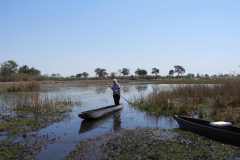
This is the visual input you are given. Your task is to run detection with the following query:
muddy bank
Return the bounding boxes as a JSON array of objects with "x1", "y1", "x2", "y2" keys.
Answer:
[{"x1": 67, "y1": 128, "x2": 240, "y2": 160}]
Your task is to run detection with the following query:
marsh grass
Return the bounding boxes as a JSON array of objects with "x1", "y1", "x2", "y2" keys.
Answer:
[
  {"x1": 0, "y1": 93, "x2": 78, "y2": 160},
  {"x1": 0, "y1": 140, "x2": 28, "y2": 160},
  {"x1": 66, "y1": 128, "x2": 239, "y2": 160},
  {"x1": 0, "y1": 94, "x2": 76, "y2": 134},
  {"x1": 11, "y1": 94, "x2": 73, "y2": 114},
  {"x1": 133, "y1": 80, "x2": 240, "y2": 125},
  {"x1": 4, "y1": 81, "x2": 40, "y2": 92}
]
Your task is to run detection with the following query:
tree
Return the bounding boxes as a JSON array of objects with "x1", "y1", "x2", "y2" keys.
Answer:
[
  {"x1": 18, "y1": 65, "x2": 40, "y2": 76},
  {"x1": 169, "y1": 70, "x2": 174, "y2": 77},
  {"x1": 51, "y1": 73, "x2": 61, "y2": 78},
  {"x1": 82, "y1": 72, "x2": 89, "y2": 78},
  {"x1": 135, "y1": 68, "x2": 147, "y2": 77},
  {"x1": 152, "y1": 67, "x2": 160, "y2": 78},
  {"x1": 95, "y1": 68, "x2": 108, "y2": 78},
  {"x1": 195, "y1": 73, "x2": 201, "y2": 79},
  {"x1": 174, "y1": 65, "x2": 186, "y2": 77},
  {"x1": 51, "y1": 73, "x2": 56, "y2": 77},
  {"x1": 70, "y1": 75, "x2": 76, "y2": 79},
  {"x1": 0, "y1": 60, "x2": 18, "y2": 76},
  {"x1": 186, "y1": 73, "x2": 195, "y2": 79},
  {"x1": 76, "y1": 72, "x2": 89, "y2": 79},
  {"x1": 118, "y1": 69, "x2": 122, "y2": 76},
  {"x1": 76, "y1": 73, "x2": 82, "y2": 79},
  {"x1": 121, "y1": 68, "x2": 130, "y2": 76},
  {"x1": 110, "y1": 72, "x2": 116, "y2": 78},
  {"x1": 18, "y1": 65, "x2": 30, "y2": 74},
  {"x1": 204, "y1": 74, "x2": 210, "y2": 79},
  {"x1": 28, "y1": 67, "x2": 41, "y2": 75}
]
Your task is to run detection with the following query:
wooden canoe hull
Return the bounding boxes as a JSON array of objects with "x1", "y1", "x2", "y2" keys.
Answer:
[
  {"x1": 79, "y1": 104, "x2": 123, "y2": 120},
  {"x1": 174, "y1": 115, "x2": 240, "y2": 147}
]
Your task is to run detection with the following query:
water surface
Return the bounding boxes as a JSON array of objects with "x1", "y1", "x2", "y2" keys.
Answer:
[{"x1": 1, "y1": 84, "x2": 178, "y2": 160}]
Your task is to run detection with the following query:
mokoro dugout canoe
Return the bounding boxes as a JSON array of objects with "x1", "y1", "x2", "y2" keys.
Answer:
[
  {"x1": 79, "y1": 104, "x2": 123, "y2": 120},
  {"x1": 174, "y1": 115, "x2": 240, "y2": 147}
]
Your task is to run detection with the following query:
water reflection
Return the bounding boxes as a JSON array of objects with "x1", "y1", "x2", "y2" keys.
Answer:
[
  {"x1": 135, "y1": 85, "x2": 148, "y2": 92},
  {"x1": 113, "y1": 111, "x2": 121, "y2": 131},
  {"x1": 0, "y1": 93, "x2": 41, "y2": 118},
  {"x1": 79, "y1": 110, "x2": 122, "y2": 133},
  {"x1": 95, "y1": 86, "x2": 108, "y2": 94},
  {"x1": 122, "y1": 86, "x2": 130, "y2": 93}
]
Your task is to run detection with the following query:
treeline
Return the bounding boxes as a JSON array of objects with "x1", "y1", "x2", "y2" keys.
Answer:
[
  {"x1": 0, "y1": 60, "x2": 41, "y2": 81},
  {"x1": 0, "y1": 60, "x2": 239, "y2": 82}
]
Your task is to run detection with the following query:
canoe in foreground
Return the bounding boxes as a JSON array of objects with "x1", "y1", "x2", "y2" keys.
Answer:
[
  {"x1": 79, "y1": 104, "x2": 123, "y2": 120},
  {"x1": 174, "y1": 115, "x2": 240, "y2": 147}
]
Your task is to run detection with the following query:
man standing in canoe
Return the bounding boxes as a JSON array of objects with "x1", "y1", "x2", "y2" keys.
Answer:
[{"x1": 111, "y1": 79, "x2": 121, "y2": 105}]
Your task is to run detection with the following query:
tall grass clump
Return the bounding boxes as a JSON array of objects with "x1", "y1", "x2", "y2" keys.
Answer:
[
  {"x1": 0, "y1": 94, "x2": 76, "y2": 134},
  {"x1": 9, "y1": 94, "x2": 73, "y2": 114},
  {"x1": 133, "y1": 80, "x2": 240, "y2": 124},
  {"x1": 5, "y1": 81, "x2": 40, "y2": 92}
]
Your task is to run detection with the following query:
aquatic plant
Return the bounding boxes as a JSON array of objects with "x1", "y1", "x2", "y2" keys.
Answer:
[
  {"x1": 66, "y1": 129, "x2": 239, "y2": 160},
  {"x1": 5, "y1": 81, "x2": 40, "y2": 92},
  {"x1": 133, "y1": 80, "x2": 240, "y2": 124},
  {"x1": 12, "y1": 94, "x2": 73, "y2": 114},
  {"x1": 0, "y1": 92, "x2": 79, "y2": 160},
  {"x1": 0, "y1": 94, "x2": 76, "y2": 134}
]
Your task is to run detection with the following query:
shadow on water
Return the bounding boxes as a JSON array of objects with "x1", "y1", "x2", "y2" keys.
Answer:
[{"x1": 79, "y1": 111, "x2": 122, "y2": 134}]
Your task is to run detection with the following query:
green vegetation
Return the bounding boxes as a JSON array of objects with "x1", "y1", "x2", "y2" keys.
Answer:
[
  {"x1": 173, "y1": 65, "x2": 186, "y2": 77},
  {"x1": 0, "y1": 60, "x2": 41, "y2": 81},
  {"x1": 66, "y1": 128, "x2": 239, "y2": 160},
  {"x1": 134, "y1": 80, "x2": 240, "y2": 125},
  {"x1": 135, "y1": 68, "x2": 148, "y2": 77},
  {"x1": 0, "y1": 118, "x2": 45, "y2": 134},
  {"x1": 152, "y1": 67, "x2": 160, "y2": 78},
  {"x1": 0, "y1": 140, "x2": 30, "y2": 160},
  {"x1": 4, "y1": 81, "x2": 40, "y2": 92},
  {"x1": 94, "y1": 68, "x2": 108, "y2": 78},
  {"x1": 120, "y1": 68, "x2": 130, "y2": 76},
  {"x1": 0, "y1": 60, "x2": 18, "y2": 77},
  {"x1": 2, "y1": 59, "x2": 240, "y2": 82},
  {"x1": 76, "y1": 72, "x2": 89, "y2": 79},
  {"x1": 0, "y1": 94, "x2": 74, "y2": 135},
  {"x1": 0, "y1": 93, "x2": 76, "y2": 160}
]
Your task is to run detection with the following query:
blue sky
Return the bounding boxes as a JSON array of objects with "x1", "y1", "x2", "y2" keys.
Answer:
[{"x1": 1, "y1": 0, "x2": 240, "y2": 76}]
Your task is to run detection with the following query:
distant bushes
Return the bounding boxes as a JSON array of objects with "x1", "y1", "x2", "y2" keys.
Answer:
[{"x1": 0, "y1": 60, "x2": 41, "y2": 82}]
